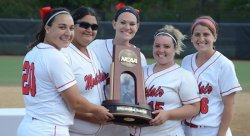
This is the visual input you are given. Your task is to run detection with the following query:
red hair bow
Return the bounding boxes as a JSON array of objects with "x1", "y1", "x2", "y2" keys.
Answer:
[
  {"x1": 115, "y1": 2, "x2": 140, "y2": 13},
  {"x1": 115, "y1": 2, "x2": 125, "y2": 11},
  {"x1": 39, "y1": 6, "x2": 52, "y2": 20}
]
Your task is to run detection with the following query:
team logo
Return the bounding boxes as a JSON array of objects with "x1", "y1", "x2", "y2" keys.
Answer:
[{"x1": 119, "y1": 49, "x2": 138, "y2": 67}]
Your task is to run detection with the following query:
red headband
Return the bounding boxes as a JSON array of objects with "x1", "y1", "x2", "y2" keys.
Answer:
[
  {"x1": 191, "y1": 18, "x2": 216, "y2": 33},
  {"x1": 39, "y1": 6, "x2": 52, "y2": 20}
]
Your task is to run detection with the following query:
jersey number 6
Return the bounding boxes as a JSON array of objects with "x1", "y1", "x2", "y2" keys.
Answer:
[
  {"x1": 200, "y1": 97, "x2": 209, "y2": 114},
  {"x1": 22, "y1": 61, "x2": 36, "y2": 97}
]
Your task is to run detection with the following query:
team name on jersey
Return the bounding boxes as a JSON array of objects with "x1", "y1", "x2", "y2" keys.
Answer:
[
  {"x1": 84, "y1": 70, "x2": 109, "y2": 90},
  {"x1": 145, "y1": 85, "x2": 164, "y2": 97},
  {"x1": 198, "y1": 82, "x2": 213, "y2": 94}
]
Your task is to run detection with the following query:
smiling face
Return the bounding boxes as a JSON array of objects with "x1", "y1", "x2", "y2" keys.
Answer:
[
  {"x1": 45, "y1": 13, "x2": 74, "y2": 50},
  {"x1": 153, "y1": 35, "x2": 176, "y2": 67},
  {"x1": 191, "y1": 24, "x2": 217, "y2": 54},
  {"x1": 112, "y1": 12, "x2": 139, "y2": 42},
  {"x1": 73, "y1": 15, "x2": 98, "y2": 48}
]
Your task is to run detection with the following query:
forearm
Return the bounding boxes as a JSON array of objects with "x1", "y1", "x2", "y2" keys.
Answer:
[
  {"x1": 61, "y1": 85, "x2": 98, "y2": 113},
  {"x1": 217, "y1": 93, "x2": 235, "y2": 136},
  {"x1": 75, "y1": 112, "x2": 101, "y2": 124},
  {"x1": 217, "y1": 109, "x2": 233, "y2": 136},
  {"x1": 150, "y1": 102, "x2": 200, "y2": 126},
  {"x1": 168, "y1": 102, "x2": 200, "y2": 120}
]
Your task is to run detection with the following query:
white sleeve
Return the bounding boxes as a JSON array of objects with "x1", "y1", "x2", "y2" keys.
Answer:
[
  {"x1": 181, "y1": 55, "x2": 191, "y2": 70},
  {"x1": 88, "y1": 39, "x2": 101, "y2": 51},
  {"x1": 181, "y1": 56, "x2": 187, "y2": 67},
  {"x1": 140, "y1": 52, "x2": 147, "y2": 67},
  {"x1": 47, "y1": 53, "x2": 76, "y2": 92},
  {"x1": 219, "y1": 61, "x2": 242, "y2": 96},
  {"x1": 61, "y1": 48, "x2": 73, "y2": 66},
  {"x1": 179, "y1": 71, "x2": 200, "y2": 104}
]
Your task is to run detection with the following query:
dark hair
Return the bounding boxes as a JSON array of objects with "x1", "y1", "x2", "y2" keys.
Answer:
[
  {"x1": 71, "y1": 6, "x2": 98, "y2": 23},
  {"x1": 28, "y1": 7, "x2": 70, "y2": 50},
  {"x1": 114, "y1": 6, "x2": 139, "y2": 23}
]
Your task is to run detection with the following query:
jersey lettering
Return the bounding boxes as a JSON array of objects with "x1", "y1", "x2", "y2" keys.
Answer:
[
  {"x1": 22, "y1": 61, "x2": 36, "y2": 96},
  {"x1": 145, "y1": 85, "x2": 164, "y2": 97},
  {"x1": 85, "y1": 70, "x2": 108, "y2": 90},
  {"x1": 198, "y1": 82, "x2": 212, "y2": 114},
  {"x1": 198, "y1": 82, "x2": 212, "y2": 94}
]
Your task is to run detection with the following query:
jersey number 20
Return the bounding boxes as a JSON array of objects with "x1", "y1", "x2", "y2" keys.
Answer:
[{"x1": 22, "y1": 61, "x2": 36, "y2": 97}]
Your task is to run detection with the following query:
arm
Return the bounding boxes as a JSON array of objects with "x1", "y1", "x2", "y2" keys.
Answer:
[
  {"x1": 217, "y1": 93, "x2": 235, "y2": 136},
  {"x1": 150, "y1": 102, "x2": 200, "y2": 126},
  {"x1": 61, "y1": 85, "x2": 114, "y2": 122},
  {"x1": 75, "y1": 112, "x2": 103, "y2": 124}
]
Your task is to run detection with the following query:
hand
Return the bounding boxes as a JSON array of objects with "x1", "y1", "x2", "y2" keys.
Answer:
[
  {"x1": 149, "y1": 110, "x2": 169, "y2": 126},
  {"x1": 93, "y1": 105, "x2": 114, "y2": 123}
]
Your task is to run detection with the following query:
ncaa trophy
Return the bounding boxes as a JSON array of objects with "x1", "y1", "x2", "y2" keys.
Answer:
[{"x1": 102, "y1": 45, "x2": 152, "y2": 126}]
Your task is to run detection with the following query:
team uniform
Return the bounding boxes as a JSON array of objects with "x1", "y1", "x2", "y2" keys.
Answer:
[
  {"x1": 17, "y1": 43, "x2": 77, "y2": 136},
  {"x1": 131, "y1": 63, "x2": 200, "y2": 136},
  {"x1": 88, "y1": 39, "x2": 147, "y2": 136},
  {"x1": 62, "y1": 43, "x2": 107, "y2": 136},
  {"x1": 181, "y1": 51, "x2": 242, "y2": 136}
]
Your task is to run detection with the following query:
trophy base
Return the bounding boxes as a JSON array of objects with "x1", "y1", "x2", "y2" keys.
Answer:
[{"x1": 102, "y1": 100, "x2": 152, "y2": 126}]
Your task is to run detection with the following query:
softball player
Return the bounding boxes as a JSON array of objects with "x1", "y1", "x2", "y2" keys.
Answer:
[
  {"x1": 17, "y1": 7, "x2": 112, "y2": 136},
  {"x1": 63, "y1": 43, "x2": 106, "y2": 136},
  {"x1": 181, "y1": 16, "x2": 242, "y2": 136},
  {"x1": 88, "y1": 6, "x2": 147, "y2": 136},
  {"x1": 61, "y1": 6, "x2": 108, "y2": 136},
  {"x1": 131, "y1": 25, "x2": 200, "y2": 136}
]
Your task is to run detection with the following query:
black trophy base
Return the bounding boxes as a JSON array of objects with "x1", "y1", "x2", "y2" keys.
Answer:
[{"x1": 102, "y1": 100, "x2": 152, "y2": 126}]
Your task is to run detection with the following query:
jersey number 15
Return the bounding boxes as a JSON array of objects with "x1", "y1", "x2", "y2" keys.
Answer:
[{"x1": 22, "y1": 61, "x2": 36, "y2": 97}]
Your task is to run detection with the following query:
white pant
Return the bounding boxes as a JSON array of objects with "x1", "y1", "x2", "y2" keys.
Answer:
[
  {"x1": 97, "y1": 124, "x2": 129, "y2": 136},
  {"x1": 17, "y1": 115, "x2": 69, "y2": 136},
  {"x1": 183, "y1": 125, "x2": 232, "y2": 136},
  {"x1": 70, "y1": 132, "x2": 96, "y2": 136}
]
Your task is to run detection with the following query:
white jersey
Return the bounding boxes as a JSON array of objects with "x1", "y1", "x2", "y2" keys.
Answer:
[
  {"x1": 88, "y1": 39, "x2": 147, "y2": 136},
  {"x1": 181, "y1": 51, "x2": 242, "y2": 127},
  {"x1": 132, "y1": 63, "x2": 200, "y2": 136},
  {"x1": 22, "y1": 43, "x2": 76, "y2": 126},
  {"x1": 62, "y1": 44, "x2": 107, "y2": 135}
]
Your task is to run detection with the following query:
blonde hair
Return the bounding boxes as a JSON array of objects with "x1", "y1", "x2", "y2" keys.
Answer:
[{"x1": 154, "y1": 25, "x2": 186, "y2": 55}]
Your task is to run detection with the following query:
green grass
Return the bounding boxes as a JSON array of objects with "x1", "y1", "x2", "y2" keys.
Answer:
[
  {"x1": 0, "y1": 56, "x2": 23, "y2": 86},
  {"x1": 234, "y1": 60, "x2": 250, "y2": 91},
  {"x1": 0, "y1": 56, "x2": 249, "y2": 92}
]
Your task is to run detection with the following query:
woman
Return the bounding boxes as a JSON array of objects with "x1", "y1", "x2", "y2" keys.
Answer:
[
  {"x1": 131, "y1": 25, "x2": 200, "y2": 136},
  {"x1": 62, "y1": 6, "x2": 107, "y2": 136},
  {"x1": 88, "y1": 6, "x2": 147, "y2": 136},
  {"x1": 17, "y1": 7, "x2": 112, "y2": 136},
  {"x1": 181, "y1": 16, "x2": 242, "y2": 136}
]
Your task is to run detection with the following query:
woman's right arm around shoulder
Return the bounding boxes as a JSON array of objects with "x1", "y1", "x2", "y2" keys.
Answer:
[{"x1": 61, "y1": 85, "x2": 114, "y2": 122}]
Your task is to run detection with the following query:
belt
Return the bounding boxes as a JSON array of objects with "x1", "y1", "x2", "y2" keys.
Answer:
[
  {"x1": 184, "y1": 120, "x2": 205, "y2": 128},
  {"x1": 32, "y1": 117, "x2": 38, "y2": 120}
]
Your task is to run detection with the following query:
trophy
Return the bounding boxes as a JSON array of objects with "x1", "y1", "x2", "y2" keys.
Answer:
[{"x1": 102, "y1": 45, "x2": 152, "y2": 126}]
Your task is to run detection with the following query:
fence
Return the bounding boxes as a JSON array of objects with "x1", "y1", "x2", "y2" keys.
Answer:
[{"x1": 1, "y1": 19, "x2": 249, "y2": 59}]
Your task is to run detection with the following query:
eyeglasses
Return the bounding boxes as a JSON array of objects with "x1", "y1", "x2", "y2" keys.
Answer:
[{"x1": 75, "y1": 21, "x2": 98, "y2": 30}]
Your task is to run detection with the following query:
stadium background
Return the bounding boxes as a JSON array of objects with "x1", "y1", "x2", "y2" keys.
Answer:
[
  {"x1": 0, "y1": 19, "x2": 250, "y2": 60},
  {"x1": 0, "y1": 0, "x2": 250, "y2": 59}
]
